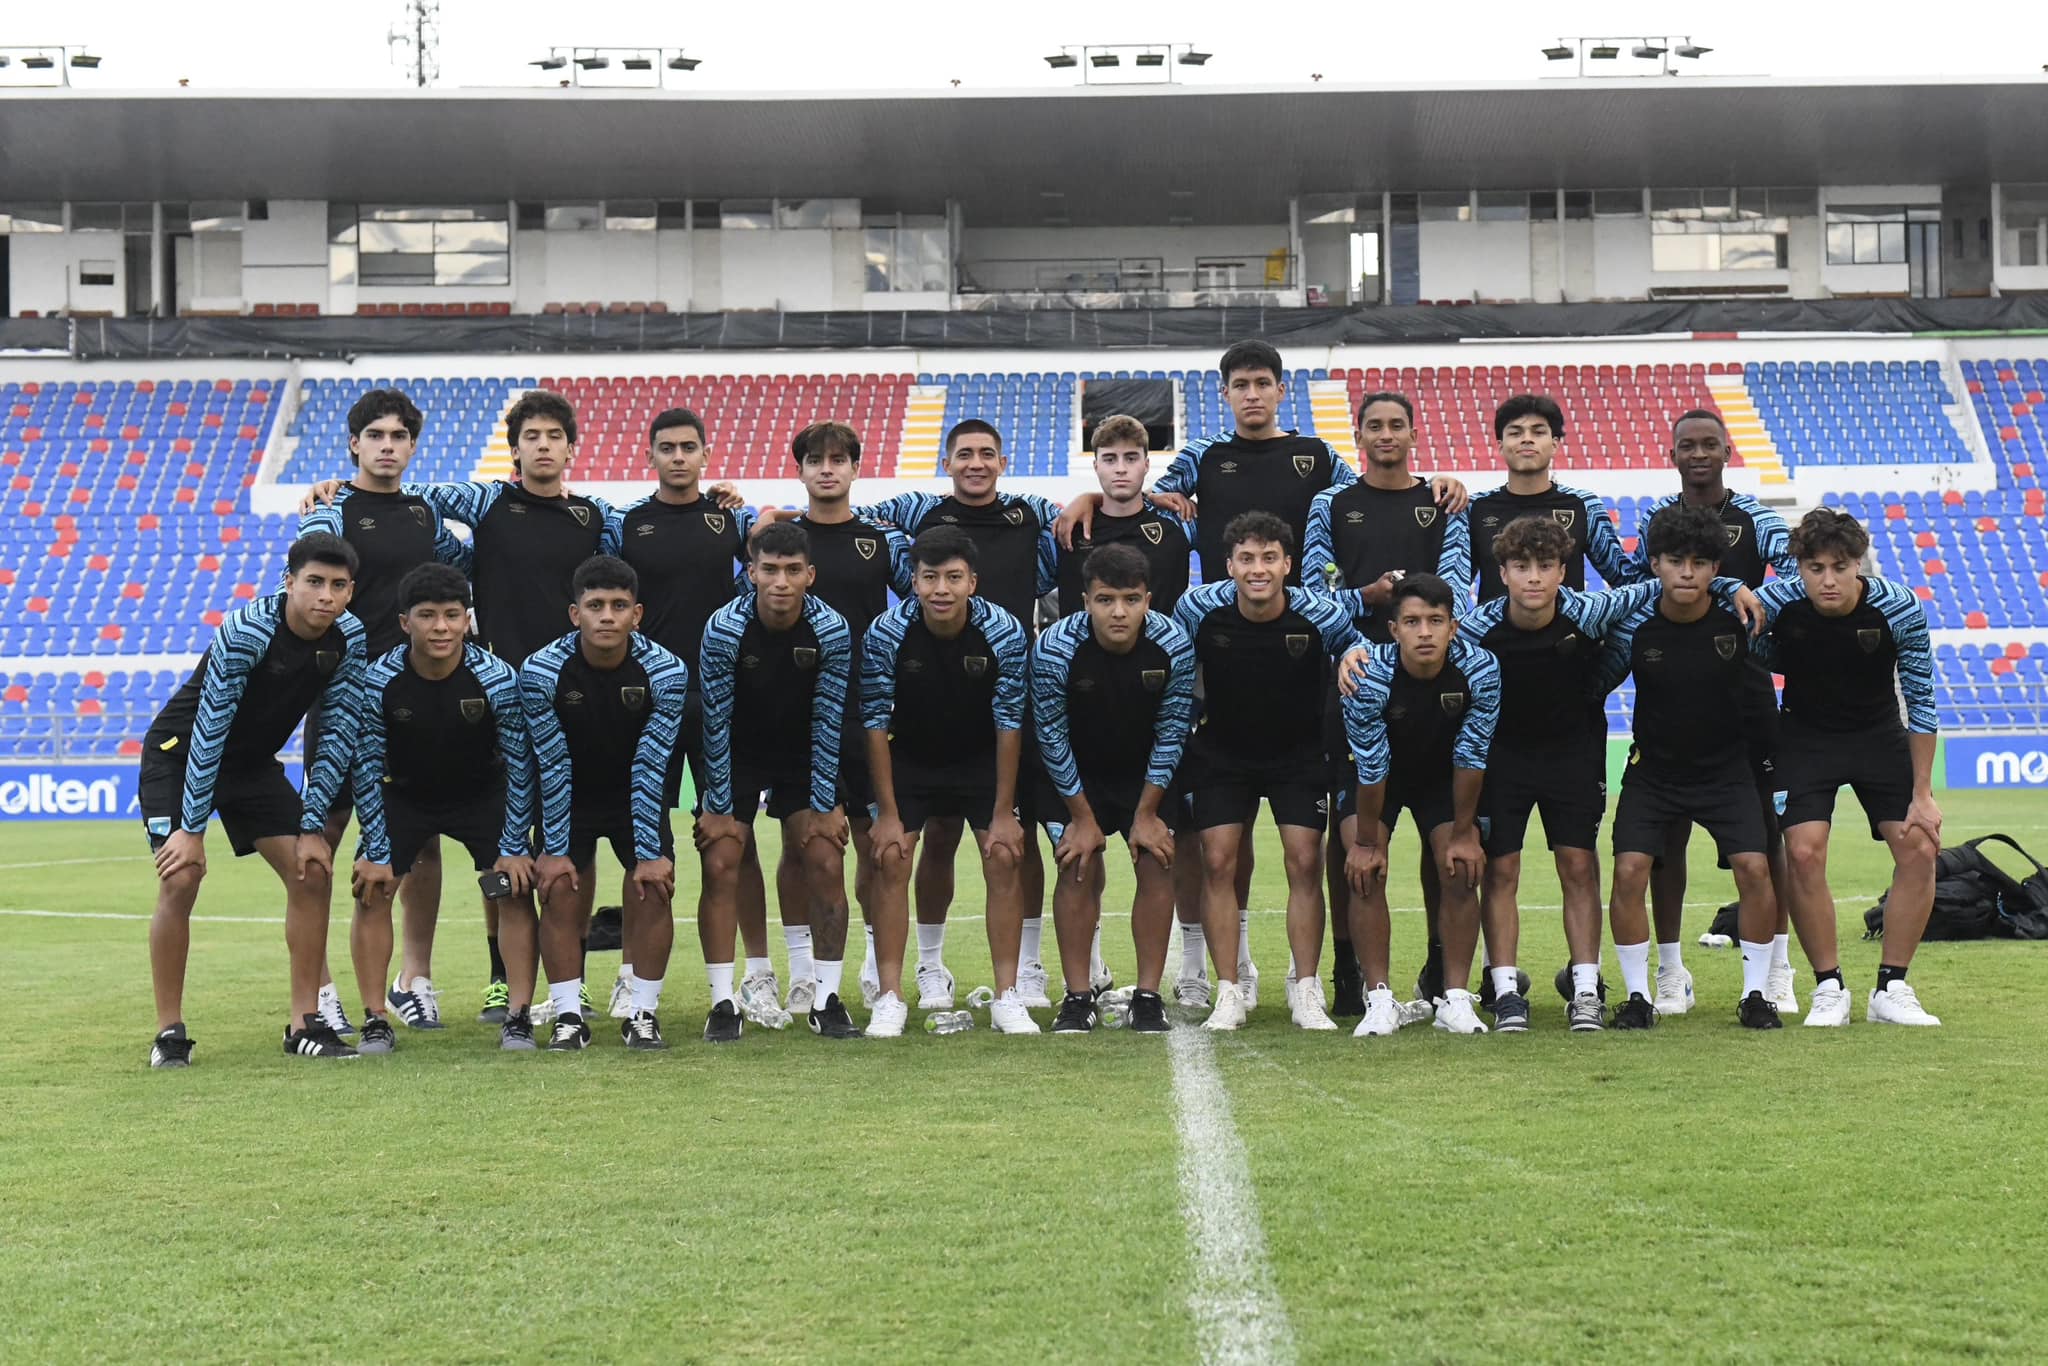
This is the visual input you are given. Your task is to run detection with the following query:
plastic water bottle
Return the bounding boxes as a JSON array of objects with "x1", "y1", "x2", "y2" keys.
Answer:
[
  {"x1": 965, "y1": 985, "x2": 996, "y2": 1009},
  {"x1": 1322, "y1": 562, "x2": 1345, "y2": 594},
  {"x1": 924, "y1": 1010, "x2": 974, "y2": 1035},
  {"x1": 1100, "y1": 1002, "x2": 1129, "y2": 1029}
]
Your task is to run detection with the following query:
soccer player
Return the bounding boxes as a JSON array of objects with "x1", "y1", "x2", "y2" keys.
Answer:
[
  {"x1": 695, "y1": 522, "x2": 862, "y2": 1041},
  {"x1": 850, "y1": 421, "x2": 1061, "y2": 1012},
  {"x1": 142, "y1": 532, "x2": 367, "y2": 1067},
  {"x1": 1032, "y1": 544, "x2": 1196, "y2": 1034},
  {"x1": 1303, "y1": 391, "x2": 1472, "y2": 1015},
  {"x1": 1053, "y1": 415, "x2": 1193, "y2": 617},
  {"x1": 780, "y1": 421, "x2": 912, "y2": 1016},
  {"x1": 299, "y1": 387, "x2": 472, "y2": 1036},
  {"x1": 861, "y1": 527, "x2": 1035, "y2": 1037},
  {"x1": 610, "y1": 407, "x2": 778, "y2": 1025},
  {"x1": 303, "y1": 388, "x2": 618, "y2": 1024},
  {"x1": 1466, "y1": 394, "x2": 1633, "y2": 602},
  {"x1": 1632, "y1": 409, "x2": 1798, "y2": 1015},
  {"x1": 1750, "y1": 508, "x2": 1943, "y2": 1026},
  {"x1": 1458, "y1": 516, "x2": 1752, "y2": 1032},
  {"x1": 1173, "y1": 511, "x2": 1363, "y2": 1031},
  {"x1": 1340, "y1": 573, "x2": 1500, "y2": 1036},
  {"x1": 345, "y1": 564, "x2": 538, "y2": 1052},
  {"x1": 1594, "y1": 505, "x2": 1785, "y2": 1030},
  {"x1": 520, "y1": 556, "x2": 689, "y2": 1052}
]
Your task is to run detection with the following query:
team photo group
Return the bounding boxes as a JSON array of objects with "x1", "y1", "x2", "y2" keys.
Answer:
[{"x1": 138, "y1": 339, "x2": 1946, "y2": 1066}]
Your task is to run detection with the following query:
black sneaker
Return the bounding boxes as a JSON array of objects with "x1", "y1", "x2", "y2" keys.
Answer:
[
  {"x1": 1491, "y1": 991, "x2": 1531, "y2": 1033},
  {"x1": 358, "y1": 1014, "x2": 397, "y2": 1055},
  {"x1": 621, "y1": 1010, "x2": 667, "y2": 1051},
  {"x1": 1127, "y1": 989, "x2": 1170, "y2": 1033},
  {"x1": 1737, "y1": 991, "x2": 1783, "y2": 1030},
  {"x1": 500, "y1": 1009, "x2": 537, "y2": 1051},
  {"x1": 1052, "y1": 991, "x2": 1098, "y2": 1034},
  {"x1": 1567, "y1": 994, "x2": 1606, "y2": 1032},
  {"x1": 1554, "y1": 964, "x2": 1610, "y2": 1004},
  {"x1": 1613, "y1": 993, "x2": 1657, "y2": 1030},
  {"x1": 148, "y1": 1023, "x2": 194, "y2": 1069},
  {"x1": 703, "y1": 999, "x2": 743, "y2": 1044},
  {"x1": 546, "y1": 1011, "x2": 591, "y2": 1051},
  {"x1": 586, "y1": 904, "x2": 624, "y2": 952},
  {"x1": 1330, "y1": 961, "x2": 1367, "y2": 1017},
  {"x1": 1415, "y1": 944, "x2": 1445, "y2": 1005},
  {"x1": 1477, "y1": 970, "x2": 1534, "y2": 1013},
  {"x1": 807, "y1": 993, "x2": 864, "y2": 1039},
  {"x1": 477, "y1": 977, "x2": 510, "y2": 1025},
  {"x1": 284, "y1": 1013, "x2": 360, "y2": 1059}
]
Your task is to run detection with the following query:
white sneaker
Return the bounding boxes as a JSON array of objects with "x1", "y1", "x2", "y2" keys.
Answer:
[
  {"x1": 1653, "y1": 965, "x2": 1695, "y2": 1016},
  {"x1": 1202, "y1": 981, "x2": 1248, "y2": 1031},
  {"x1": 990, "y1": 989, "x2": 1042, "y2": 1035},
  {"x1": 1396, "y1": 997, "x2": 1436, "y2": 1028},
  {"x1": 785, "y1": 977, "x2": 818, "y2": 1015},
  {"x1": 859, "y1": 960, "x2": 881, "y2": 1008},
  {"x1": 316, "y1": 984, "x2": 356, "y2": 1038},
  {"x1": 1804, "y1": 977, "x2": 1851, "y2": 1027},
  {"x1": 1432, "y1": 989, "x2": 1489, "y2": 1035},
  {"x1": 866, "y1": 991, "x2": 908, "y2": 1038},
  {"x1": 1767, "y1": 963, "x2": 1800, "y2": 1015},
  {"x1": 608, "y1": 974, "x2": 635, "y2": 1020},
  {"x1": 1868, "y1": 979, "x2": 1941, "y2": 1026},
  {"x1": 1014, "y1": 959, "x2": 1053, "y2": 1010},
  {"x1": 737, "y1": 971, "x2": 792, "y2": 1029},
  {"x1": 1289, "y1": 977, "x2": 1338, "y2": 1031},
  {"x1": 1174, "y1": 974, "x2": 1211, "y2": 1010},
  {"x1": 1239, "y1": 959, "x2": 1260, "y2": 1011},
  {"x1": 915, "y1": 961, "x2": 956, "y2": 1010},
  {"x1": 1355, "y1": 988, "x2": 1400, "y2": 1037}
]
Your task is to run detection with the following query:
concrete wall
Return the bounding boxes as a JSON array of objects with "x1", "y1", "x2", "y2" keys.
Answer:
[
  {"x1": 960, "y1": 225, "x2": 1288, "y2": 291},
  {"x1": 241, "y1": 200, "x2": 327, "y2": 309},
  {"x1": 7, "y1": 230, "x2": 125, "y2": 316},
  {"x1": 1417, "y1": 219, "x2": 1534, "y2": 302}
]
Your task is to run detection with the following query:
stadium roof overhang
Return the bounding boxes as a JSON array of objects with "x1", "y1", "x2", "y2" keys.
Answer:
[{"x1": 3, "y1": 76, "x2": 2046, "y2": 227}]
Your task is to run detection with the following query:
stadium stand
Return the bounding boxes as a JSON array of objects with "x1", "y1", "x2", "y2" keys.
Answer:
[{"x1": 1746, "y1": 359, "x2": 1971, "y2": 468}]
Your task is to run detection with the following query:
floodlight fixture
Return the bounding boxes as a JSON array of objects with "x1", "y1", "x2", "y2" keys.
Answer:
[
  {"x1": 1587, "y1": 44, "x2": 1618, "y2": 60},
  {"x1": 574, "y1": 54, "x2": 610, "y2": 70},
  {"x1": 69, "y1": 53, "x2": 101, "y2": 69},
  {"x1": 1674, "y1": 43, "x2": 1712, "y2": 58},
  {"x1": 1542, "y1": 44, "x2": 1573, "y2": 60},
  {"x1": 1135, "y1": 50, "x2": 1164, "y2": 67},
  {"x1": 621, "y1": 55, "x2": 652, "y2": 70},
  {"x1": 1045, "y1": 52, "x2": 1078, "y2": 68},
  {"x1": 1178, "y1": 49, "x2": 1210, "y2": 65},
  {"x1": 1091, "y1": 52, "x2": 1120, "y2": 68},
  {"x1": 22, "y1": 54, "x2": 54, "y2": 69},
  {"x1": 531, "y1": 55, "x2": 567, "y2": 69},
  {"x1": 667, "y1": 54, "x2": 700, "y2": 71},
  {"x1": 0, "y1": 56, "x2": 11, "y2": 68},
  {"x1": 1631, "y1": 43, "x2": 1666, "y2": 59}
]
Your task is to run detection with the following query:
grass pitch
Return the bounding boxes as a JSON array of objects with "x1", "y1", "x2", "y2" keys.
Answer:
[{"x1": 5, "y1": 794, "x2": 2048, "y2": 1362}]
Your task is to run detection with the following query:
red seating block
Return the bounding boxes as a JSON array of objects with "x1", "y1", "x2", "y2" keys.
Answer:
[
  {"x1": 203, "y1": 610, "x2": 224, "y2": 627},
  {"x1": 1977, "y1": 517, "x2": 2000, "y2": 533},
  {"x1": 86, "y1": 555, "x2": 109, "y2": 571},
  {"x1": 120, "y1": 740, "x2": 143, "y2": 757},
  {"x1": 1914, "y1": 531, "x2": 1937, "y2": 548},
  {"x1": 1884, "y1": 504, "x2": 1907, "y2": 520},
  {"x1": 138, "y1": 514, "x2": 159, "y2": 530},
  {"x1": 1993, "y1": 658, "x2": 2015, "y2": 676},
  {"x1": 0, "y1": 568, "x2": 12, "y2": 585},
  {"x1": 198, "y1": 555, "x2": 220, "y2": 571},
  {"x1": 96, "y1": 627, "x2": 121, "y2": 643},
  {"x1": 84, "y1": 672, "x2": 104, "y2": 688},
  {"x1": 25, "y1": 597, "x2": 50, "y2": 613},
  {"x1": 1965, "y1": 610, "x2": 1989, "y2": 628},
  {"x1": 121, "y1": 583, "x2": 145, "y2": 599},
  {"x1": 2007, "y1": 643, "x2": 2029, "y2": 659},
  {"x1": 2, "y1": 685, "x2": 25, "y2": 703},
  {"x1": 1924, "y1": 559, "x2": 1947, "y2": 575},
  {"x1": 1914, "y1": 585, "x2": 1934, "y2": 601},
  {"x1": 1941, "y1": 490, "x2": 1964, "y2": 506},
  {"x1": 214, "y1": 380, "x2": 233, "y2": 393},
  {"x1": 233, "y1": 583, "x2": 257, "y2": 600}
]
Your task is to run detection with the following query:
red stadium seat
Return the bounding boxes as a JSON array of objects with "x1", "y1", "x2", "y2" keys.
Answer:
[{"x1": 1966, "y1": 611, "x2": 1989, "y2": 629}]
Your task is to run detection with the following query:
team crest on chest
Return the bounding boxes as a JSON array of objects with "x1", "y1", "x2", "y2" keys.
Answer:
[
  {"x1": 705, "y1": 513, "x2": 727, "y2": 535},
  {"x1": 1292, "y1": 454, "x2": 1315, "y2": 477},
  {"x1": 409, "y1": 506, "x2": 431, "y2": 528},
  {"x1": 1003, "y1": 506, "x2": 1026, "y2": 526},
  {"x1": 1284, "y1": 633, "x2": 1311, "y2": 659},
  {"x1": 315, "y1": 650, "x2": 339, "y2": 674},
  {"x1": 854, "y1": 538, "x2": 877, "y2": 560},
  {"x1": 392, "y1": 707, "x2": 413, "y2": 723},
  {"x1": 568, "y1": 506, "x2": 591, "y2": 527},
  {"x1": 963, "y1": 655, "x2": 990, "y2": 678},
  {"x1": 1140, "y1": 522, "x2": 1164, "y2": 545},
  {"x1": 1141, "y1": 669, "x2": 1166, "y2": 691},
  {"x1": 793, "y1": 647, "x2": 818, "y2": 668},
  {"x1": 460, "y1": 697, "x2": 487, "y2": 723},
  {"x1": 1713, "y1": 634, "x2": 1738, "y2": 661},
  {"x1": 1856, "y1": 628, "x2": 1882, "y2": 653},
  {"x1": 1414, "y1": 507, "x2": 1438, "y2": 528},
  {"x1": 1724, "y1": 524, "x2": 1742, "y2": 546},
  {"x1": 1556, "y1": 632, "x2": 1581, "y2": 656},
  {"x1": 1440, "y1": 692, "x2": 1467, "y2": 717},
  {"x1": 620, "y1": 686, "x2": 647, "y2": 711},
  {"x1": 1551, "y1": 508, "x2": 1577, "y2": 531}
]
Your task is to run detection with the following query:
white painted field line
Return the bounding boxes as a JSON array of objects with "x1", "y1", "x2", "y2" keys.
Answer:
[
  {"x1": 0, "y1": 855, "x2": 151, "y2": 871},
  {"x1": 0, "y1": 907, "x2": 282, "y2": 924},
  {"x1": 1166, "y1": 1026, "x2": 1297, "y2": 1366}
]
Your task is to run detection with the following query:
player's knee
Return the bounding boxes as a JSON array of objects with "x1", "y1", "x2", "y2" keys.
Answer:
[
  {"x1": 803, "y1": 842, "x2": 843, "y2": 884},
  {"x1": 158, "y1": 866, "x2": 204, "y2": 901},
  {"x1": 1784, "y1": 828, "x2": 1828, "y2": 877},
  {"x1": 1483, "y1": 852, "x2": 1522, "y2": 892},
  {"x1": 1729, "y1": 851, "x2": 1773, "y2": 891},
  {"x1": 1200, "y1": 840, "x2": 1237, "y2": 882},
  {"x1": 1554, "y1": 847, "x2": 1597, "y2": 889},
  {"x1": 1281, "y1": 843, "x2": 1320, "y2": 883},
  {"x1": 702, "y1": 841, "x2": 744, "y2": 882}
]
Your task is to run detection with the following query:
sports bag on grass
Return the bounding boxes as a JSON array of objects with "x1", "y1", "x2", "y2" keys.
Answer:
[{"x1": 1862, "y1": 833, "x2": 2048, "y2": 942}]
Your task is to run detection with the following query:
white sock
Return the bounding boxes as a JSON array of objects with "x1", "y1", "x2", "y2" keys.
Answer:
[
  {"x1": 816, "y1": 959, "x2": 844, "y2": 1004},
  {"x1": 1770, "y1": 933, "x2": 1791, "y2": 971},
  {"x1": 916, "y1": 922, "x2": 947, "y2": 967},
  {"x1": 784, "y1": 925, "x2": 815, "y2": 982},
  {"x1": 549, "y1": 978, "x2": 583, "y2": 1021},
  {"x1": 319, "y1": 981, "x2": 338, "y2": 1000},
  {"x1": 1741, "y1": 940, "x2": 1773, "y2": 997},
  {"x1": 1616, "y1": 942, "x2": 1651, "y2": 1000},
  {"x1": 706, "y1": 962, "x2": 736, "y2": 1006},
  {"x1": 863, "y1": 923, "x2": 877, "y2": 974},
  {"x1": 1481, "y1": 945, "x2": 1494, "y2": 970},
  {"x1": 1180, "y1": 920, "x2": 1206, "y2": 977},
  {"x1": 1088, "y1": 922, "x2": 1104, "y2": 966},
  {"x1": 1019, "y1": 916, "x2": 1044, "y2": 966},
  {"x1": 1238, "y1": 909, "x2": 1255, "y2": 970},
  {"x1": 616, "y1": 963, "x2": 636, "y2": 986},
  {"x1": 1490, "y1": 966, "x2": 1519, "y2": 1001},
  {"x1": 1657, "y1": 941, "x2": 1684, "y2": 975},
  {"x1": 630, "y1": 975, "x2": 663, "y2": 1012},
  {"x1": 745, "y1": 955, "x2": 773, "y2": 978},
  {"x1": 1571, "y1": 963, "x2": 1600, "y2": 997}
]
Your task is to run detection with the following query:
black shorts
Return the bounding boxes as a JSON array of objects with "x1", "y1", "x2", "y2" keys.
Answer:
[
  {"x1": 1322, "y1": 687, "x2": 1354, "y2": 797},
  {"x1": 1186, "y1": 745, "x2": 1329, "y2": 832},
  {"x1": 138, "y1": 742, "x2": 300, "y2": 858},
  {"x1": 1034, "y1": 771, "x2": 1182, "y2": 843},
  {"x1": 888, "y1": 756, "x2": 1006, "y2": 832},
  {"x1": 725, "y1": 765, "x2": 818, "y2": 826},
  {"x1": 1612, "y1": 752, "x2": 1767, "y2": 862},
  {"x1": 1337, "y1": 768, "x2": 1457, "y2": 840},
  {"x1": 836, "y1": 747, "x2": 875, "y2": 816},
  {"x1": 385, "y1": 790, "x2": 512, "y2": 875},
  {"x1": 567, "y1": 810, "x2": 676, "y2": 870},
  {"x1": 1774, "y1": 717, "x2": 1912, "y2": 840},
  {"x1": 300, "y1": 698, "x2": 353, "y2": 834},
  {"x1": 665, "y1": 690, "x2": 710, "y2": 812},
  {"x1": 1480, "y1": 739, "x2": 1607, "y2": 857}
]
